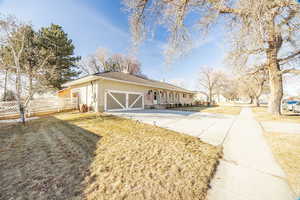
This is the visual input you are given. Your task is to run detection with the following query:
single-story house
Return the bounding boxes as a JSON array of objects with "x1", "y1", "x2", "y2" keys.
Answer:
[{"x1": 62, "y1": 72, "x2": 195, "y2": 112}]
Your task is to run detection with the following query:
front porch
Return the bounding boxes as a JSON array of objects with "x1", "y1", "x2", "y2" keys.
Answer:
[{"x1": 145, "y1": 89, "x2": 193, "y2": 109}]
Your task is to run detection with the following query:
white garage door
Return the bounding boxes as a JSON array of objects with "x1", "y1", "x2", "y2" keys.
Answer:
[{"x1": 105, "y1": 90, "x2": 144, "y2": 111}]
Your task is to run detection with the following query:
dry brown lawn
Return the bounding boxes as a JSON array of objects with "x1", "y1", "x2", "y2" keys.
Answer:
[
  {"x1": 170, "y1": 105, "x2": 241, "y2": 115},
  {"x1": 263, "y1": 132, "x2": 300, "y2": 196},
  {"x1": 0, "y1": 112, "x2": 221, "y2": 200},
  {"x1": 252, "y1": 106, "x2": 300, "y2": 123},
  {"x1": 252, "y1": 107, "x2": 300, "y2": 196}
]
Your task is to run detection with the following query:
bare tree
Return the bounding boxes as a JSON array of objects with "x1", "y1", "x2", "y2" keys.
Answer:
[
  {"x1": 198, "y1": 66, "x2": 223, "y2": 106},
  {"x1": 218, "y1": 74, "x2": 239, "y2": 102},
  {"x1": 236, "y1": 67, "x2": 269, "y2": 106},
  {"x1": 78, "y1": 55, "x2": 102, "y2": 75},
  {"x1": 95, "y1": 47, "x2": 110, "y2": 70},
  {"x1": 124, "y1": 0, "x2": 300, "y2": 115},
  {"x1": 0, "y1": 46, "x2": 14, "y2": 101},
  {"x1": 79, "y1": 47, "x2": 143, "y2": 76},
  {"x1": 0, "y1": 16, "x2": 27, "y2": 122},
  {"x1": 0, "y1": 17, "x2": 54, "y2": 123}
]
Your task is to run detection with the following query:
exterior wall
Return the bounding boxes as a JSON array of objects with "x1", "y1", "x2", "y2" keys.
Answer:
[
  {"x1": 98, "y1": 79, "x2": 194, "y2": 111},
  {"x1": 69, "y1": 78, "x2": 194, "y2": 112},
  {"x1": 70, "y1": 81, "x2": 98, "y2": 111}
]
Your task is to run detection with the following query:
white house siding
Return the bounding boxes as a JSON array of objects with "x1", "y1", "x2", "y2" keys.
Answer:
[
  {"x1": 70, "y1": 81, "x2": 98, "y2": 111},
  {"x1": 69, "y1": 79, "x2": 194, "y2": 112}
]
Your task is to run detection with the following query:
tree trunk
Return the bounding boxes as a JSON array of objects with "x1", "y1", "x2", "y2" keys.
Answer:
[
  {"x1": 249, "y1": 97, "x2": 253, "y2": 104},
  {"x1": 253, "y1": 96, "x2": 260, "y2": 107},
  {"x1": 15, "y1": 62, "x2": 25, "y2": 124},
  {"x1": 268, "y1": 68, "x2": 283, "y2": 115},
  {"x1": 3, "y1": 69, "x2": 8, "y2": 101},
  {"x1": 208, "y1": 90, "x2": 212, "y2": 107},
  {"x1": 267, "y1": 48, "x2": 283, "y2": 115},
  {"x1": 28, "y1": 72, "x2": 33, "y2": 100}
]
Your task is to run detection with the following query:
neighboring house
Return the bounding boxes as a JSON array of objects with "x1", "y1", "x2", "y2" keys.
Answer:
[
  {"x1": 62, "y1": 72, "x2": 195, "y2": 112},
  {"x1": 193, "y1": 91, "x2": 228, "y2": 104},
  {"x1": 57, "y1": 88, "x2": 71, "y2": 98},
  {"x1": 213, "y1": 94, "x2": 228, "y2": 104},
  {"x1": 194, "y1": 91, "x2": 207, "y2": 102}
]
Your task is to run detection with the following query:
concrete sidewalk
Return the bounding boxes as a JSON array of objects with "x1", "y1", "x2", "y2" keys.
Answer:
[{"x1": 207, "y1": 107, "x2": 295, "y2": 200}]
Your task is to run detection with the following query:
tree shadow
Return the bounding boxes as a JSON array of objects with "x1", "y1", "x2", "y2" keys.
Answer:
[{"x1": 0, "y1": 116, "x2": 101, "y2": 200}]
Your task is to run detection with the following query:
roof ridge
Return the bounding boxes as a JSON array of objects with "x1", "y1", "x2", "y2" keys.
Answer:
[{"x1": 118, "y1": 72, "x2": 188, "y2": 91}]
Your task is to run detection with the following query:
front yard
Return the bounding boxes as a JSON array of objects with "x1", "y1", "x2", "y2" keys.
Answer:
[
  {"x1": 252, "y1": 107, "x2": 300, "y2": 196},
  {"x1": 263, "y1": 132, "x2": 300, "y2": 196},
  {"x1": 253, "y1": 106, "x2": 300, "y2": 123},
  {"x1": 169, "y1": 105, "x2": 241, "y2": 115},
  {"x1": 0, "y1": 112, "x2": 221, "y2": 200}
]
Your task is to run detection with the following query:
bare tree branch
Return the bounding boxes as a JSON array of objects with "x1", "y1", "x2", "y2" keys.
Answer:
[
  {"x1": 278, "y1": 50, "x2": 300, "y2": 63},
  {"x1": 280, "y1": 68, "x2": 300, "y2": 75}
]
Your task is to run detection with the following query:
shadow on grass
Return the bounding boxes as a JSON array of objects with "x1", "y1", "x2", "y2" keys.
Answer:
[{"x1": 0, "y1": 116, "x2": 101, "y2": 200}]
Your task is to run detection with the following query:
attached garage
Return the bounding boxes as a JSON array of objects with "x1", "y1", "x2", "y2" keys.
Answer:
[
  {"x1": 62, "y1": 72, "x2": 195, "y2": 112},
  {"x1": 105, "y1": 90, "x2": 144, "y2": 111}
]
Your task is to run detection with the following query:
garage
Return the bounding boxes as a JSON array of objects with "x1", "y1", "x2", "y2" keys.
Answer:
[{"x1": 104, "y1": 90, "x2": 144, "y2": 111}]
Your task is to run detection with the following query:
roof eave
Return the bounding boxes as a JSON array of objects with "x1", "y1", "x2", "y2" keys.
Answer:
[
  {"x1": 62, "y1": 75, "x2": 100, "y2": 87},
  {"x1": 62, "y1": 74, "x2": 194, "y2": 93}
]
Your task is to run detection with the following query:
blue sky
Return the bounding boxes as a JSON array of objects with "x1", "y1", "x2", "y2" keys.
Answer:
[{"x1": 0, "y1": 0, "x2": 226, "y2": 90}]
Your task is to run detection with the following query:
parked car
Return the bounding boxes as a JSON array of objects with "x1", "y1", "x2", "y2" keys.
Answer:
[
  {"x1": 282, "y1": 100, "x2": 299, "y2": 111},
  {"x1": 294, "y1": 102, "x2": 300, "y2": 113}
]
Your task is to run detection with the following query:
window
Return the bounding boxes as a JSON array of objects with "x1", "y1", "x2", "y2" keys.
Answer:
[
  {"x1": 148, "y1": 90, "x2": 152, "y2": 95},
  {"x1": 183, "y1": 94, "x2": 186, "y2": 98},
  {"x1": 154, "y1": 92, "x2": 157, "y2": 100}
]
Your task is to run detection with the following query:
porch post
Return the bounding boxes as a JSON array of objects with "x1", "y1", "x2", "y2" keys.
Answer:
[{"x1": 95, "y1": 81, "x2": 100, "y2": 112}]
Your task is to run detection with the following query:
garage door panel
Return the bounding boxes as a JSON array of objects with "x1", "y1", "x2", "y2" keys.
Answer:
[
  {"x1": 106, "y1": 93, "x2": 125, "y2": 110},
  {"x1": 131, "y1": 96, "x2": 143, "y2": 108},
  {"x1": 128, "y1": 94, "x2": 140, "y2": 106},
  {"x1": 111, "y1": 92, "x2": 126, "y2": 106}
]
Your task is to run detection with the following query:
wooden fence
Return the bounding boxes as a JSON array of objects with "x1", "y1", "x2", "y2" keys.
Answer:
[{"x1": 0, "y1": 97, "x2": 78, "y2": 118}]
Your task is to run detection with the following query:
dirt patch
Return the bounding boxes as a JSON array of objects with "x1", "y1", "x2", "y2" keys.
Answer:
[
  {"x1": 0, "y1": 112, "x2": 221, "y2": 200},
  {"x1": 263, "y1": 132, "x2": 300, "y2": 196}
]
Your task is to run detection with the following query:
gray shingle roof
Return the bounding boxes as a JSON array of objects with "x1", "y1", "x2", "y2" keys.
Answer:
[{"x1": 95, "y1": 72, "x2": 193, "y2": 93}]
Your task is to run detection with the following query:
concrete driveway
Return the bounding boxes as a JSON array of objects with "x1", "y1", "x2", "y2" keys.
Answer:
[
  {"x1": 109, "y1": 109, "x2": 236, "y2": 146},
  {"x1": 110, "y1": 108, "x2": 296, "y2": 200}
]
